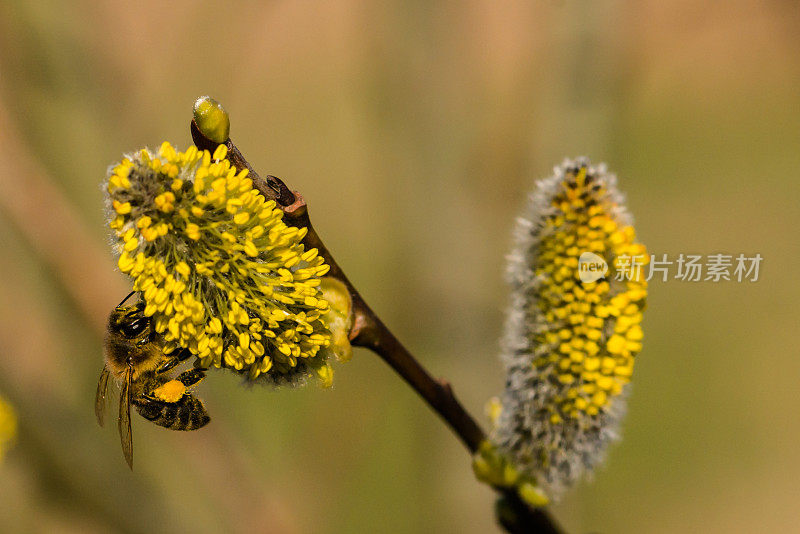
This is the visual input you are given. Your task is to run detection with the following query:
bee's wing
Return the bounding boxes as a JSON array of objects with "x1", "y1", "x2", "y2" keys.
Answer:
[
  {"x1": 94, "y1": 366, "x2": 110, "y2": 427},
  {"x1": 118, "y1": 367, "x2": 133, "y2": 470}
]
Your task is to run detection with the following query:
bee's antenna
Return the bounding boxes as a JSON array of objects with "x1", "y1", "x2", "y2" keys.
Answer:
[{"x1": 117, "y1": 291, "x2": 136, "y2": 308}]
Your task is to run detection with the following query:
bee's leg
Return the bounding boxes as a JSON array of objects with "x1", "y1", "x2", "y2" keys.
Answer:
[
  {"x1": 155, "y1": 347, "x2": 193, "y2": 374},
  {"x1": 144, "y1": 368, "x2": 205, "y2": 405},
  {"x1": 175, "y1": 368, "x2": 206, "y2": 387},
  {"x1": 147, "y1": 379, "x2": 187, "y2": 403}
]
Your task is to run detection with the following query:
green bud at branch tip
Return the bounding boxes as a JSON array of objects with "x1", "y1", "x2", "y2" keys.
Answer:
[{"x1": 193, "y1": 96, "x2": 230, "y2": 143}]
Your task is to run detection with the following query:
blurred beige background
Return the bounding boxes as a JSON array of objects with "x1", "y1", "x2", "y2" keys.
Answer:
[{"x1": 0, "y1": 1, "x2": 798, "y2": 532}]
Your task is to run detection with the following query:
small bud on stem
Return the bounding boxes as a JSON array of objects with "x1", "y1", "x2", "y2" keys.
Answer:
[{"x1": 193, "y1": 96, "x2": 230, "y2": 144}]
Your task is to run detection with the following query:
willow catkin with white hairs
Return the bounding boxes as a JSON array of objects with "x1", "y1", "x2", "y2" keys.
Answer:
[{"x1": 485, "y1": 158, "x2": 648, "y2": 502}]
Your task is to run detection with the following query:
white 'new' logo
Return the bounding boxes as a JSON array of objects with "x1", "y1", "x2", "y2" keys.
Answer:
[{"x1": 578, "y1": 252, "x2": 608, "y2": 283}]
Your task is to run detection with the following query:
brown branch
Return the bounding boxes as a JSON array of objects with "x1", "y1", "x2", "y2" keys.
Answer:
[{"x1": 191, "y1": 121, "x2": 564, "y2": 534}]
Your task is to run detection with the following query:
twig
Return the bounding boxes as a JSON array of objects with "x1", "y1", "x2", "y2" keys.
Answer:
[{"x1": 191, "y1": 121, "x2": 564, "y2": 533}]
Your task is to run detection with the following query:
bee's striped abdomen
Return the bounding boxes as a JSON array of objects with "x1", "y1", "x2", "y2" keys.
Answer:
[{"x1": 135, "y1": 394, "x2": 210, "y2": 431}]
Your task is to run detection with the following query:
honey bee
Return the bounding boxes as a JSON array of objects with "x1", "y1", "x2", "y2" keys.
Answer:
[{"x1": 95, "y1": 292, "x2": 210, "y2": 469}]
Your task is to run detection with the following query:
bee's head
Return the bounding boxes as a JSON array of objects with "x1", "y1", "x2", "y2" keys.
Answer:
[
  {"x1": 109, "y1": 302, "x2": 152, "y2": 345},
  {"x1": 104, "y1": 301, "x2": 164, "y2": 379}
]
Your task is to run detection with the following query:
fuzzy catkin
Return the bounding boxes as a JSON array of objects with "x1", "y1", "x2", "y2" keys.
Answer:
[
  {"x1": 491, "y1": 157, "x2": 648, "y2": 499},
  {"x1": 105, "y1": 142, "x2": 334, "y2": 385}
]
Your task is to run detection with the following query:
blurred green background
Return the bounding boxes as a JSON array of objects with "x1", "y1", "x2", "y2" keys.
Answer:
[{"x1": 1, "y1": 1, "x2": 798, "y2": 532}]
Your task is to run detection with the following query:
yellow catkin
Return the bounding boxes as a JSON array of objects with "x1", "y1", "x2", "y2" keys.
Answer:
[
  {"x1": 106, "y1": 142, "x2": 336, "y2": 385},
  {"x1": 490, "y1": 158, "x2": 648, "y2": 500},
  {"x1": 0, "y1": 395, "x2": 16, "y2": 462}
]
